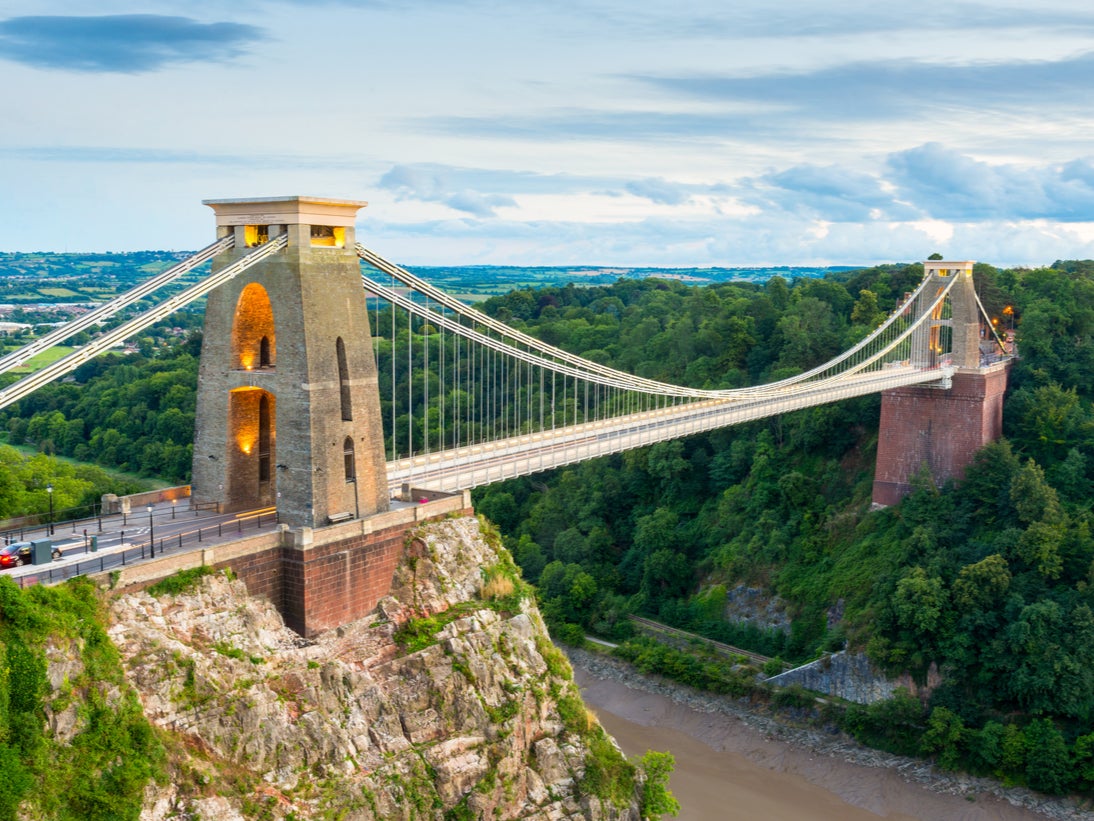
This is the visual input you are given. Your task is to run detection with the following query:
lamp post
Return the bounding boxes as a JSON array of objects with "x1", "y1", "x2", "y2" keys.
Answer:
[
  {"x1": 45, "y1": 483, "x2": 54, "y2": 536},
  {"x1": 147, "y1": 505, "x2": 155, "y2": 558}
]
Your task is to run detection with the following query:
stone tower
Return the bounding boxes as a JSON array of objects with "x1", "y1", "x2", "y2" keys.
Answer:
[
  {"x1": 872, "y1": 260, "x2": 1010, "y2": 506},
  {"x1": 191, "y1": 196, "x2": 389, "y2": 527}
]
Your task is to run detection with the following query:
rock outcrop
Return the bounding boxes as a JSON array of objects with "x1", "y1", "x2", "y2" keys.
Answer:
[
  {"x1": 107, "y1": 517, "x2": 642, "y2": 820},
  {"x1": 765, "y1": 650, "x2": 940, "y2": 704}
]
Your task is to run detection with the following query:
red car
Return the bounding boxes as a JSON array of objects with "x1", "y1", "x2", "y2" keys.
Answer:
[
  {"x1": 0, "y1": 541, "x2": 61, "y2": 568},
  {"x1": 0, "y1": 542, "x2": 33, "y2": 568}
]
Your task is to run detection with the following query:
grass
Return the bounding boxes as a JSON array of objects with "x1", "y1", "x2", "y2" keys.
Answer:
[
  {"x1": 9, "y1": 345, "x2": 75, "y2": 373},
  {"x1": 146, "y1": 566, "x2": 215, "y2": 597}
]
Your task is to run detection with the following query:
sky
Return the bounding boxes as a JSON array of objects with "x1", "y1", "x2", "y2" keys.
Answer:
[{"x1": 2, "y1": 1, "x2": 1094, "y2": 268}]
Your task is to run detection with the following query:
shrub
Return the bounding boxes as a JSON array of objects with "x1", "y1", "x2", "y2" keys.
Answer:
[
  {"x1": 639, "y1": 751, "x2": 680, "y2": 820},
  {"x1": 146, "y1": 566, "x2": 214, "y2": 597},
  {"x1": 482, "y1": 574, "x2": 515, "y2": 601},
  {"x1": 579, "y1": 730, "x2": 635, "y2": 807}
]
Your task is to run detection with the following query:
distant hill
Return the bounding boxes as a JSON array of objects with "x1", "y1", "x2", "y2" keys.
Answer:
[
  {"x1": 0, "y1": 251, "x2": 857, "y2": 304},
  {"x1": 409, "y1": 264, "x2": 858, "y2": 299}
]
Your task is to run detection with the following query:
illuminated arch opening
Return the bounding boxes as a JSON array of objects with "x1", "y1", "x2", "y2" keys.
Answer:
[
  {"x1": 232, "y1": 283, "x2": 276, "y2": 370},
  {"x1": 310, "y1": 225, "x2": 345, "y2": 247},
  {"x1": 227, "y1": 387, "x2": 276, "y2": 506}
]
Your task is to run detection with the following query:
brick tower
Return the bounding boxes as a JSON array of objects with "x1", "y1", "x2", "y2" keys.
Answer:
[
  {"x1": 191, "y1": 196, "x2": 389, "y2": 527},
  {"x1": 872, "y1": 260, "x2": 1011, "y2": 506}
]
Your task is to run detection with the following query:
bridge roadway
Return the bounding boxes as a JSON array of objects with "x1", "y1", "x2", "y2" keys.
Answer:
[
  {"x1": 386, "y1": 363, "x2": 953, "y2": 494},
  {"x1": 1, "y1": 500, "x2": 281, "y2": 588}
]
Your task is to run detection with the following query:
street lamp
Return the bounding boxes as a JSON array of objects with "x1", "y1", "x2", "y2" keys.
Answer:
[
  {"x1": 147, "y1": 505, "x2": 155, "y2": 558},
  {"x1": 45, "y1": 483, "x2": 54, "y2": 536}
]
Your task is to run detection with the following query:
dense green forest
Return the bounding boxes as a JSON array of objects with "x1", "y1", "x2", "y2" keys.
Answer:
[
  {"x1": 470, "y1": 260, "x2": 1094, "y2": 793},
  {"x1": 4, "y1": 258, "x2": 1094, "y2": 792}
]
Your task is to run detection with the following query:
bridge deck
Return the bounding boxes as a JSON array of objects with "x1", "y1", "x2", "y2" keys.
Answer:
[{"x1": 387, "y1": 364, "x2": 953, "y2": 493}]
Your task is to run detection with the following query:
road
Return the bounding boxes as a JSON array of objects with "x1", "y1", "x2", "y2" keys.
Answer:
[{"x1": 2, "y1": 501, "x2": 280, "y2": 587}]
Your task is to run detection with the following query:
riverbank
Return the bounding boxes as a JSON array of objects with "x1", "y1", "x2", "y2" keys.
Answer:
[{"x1": 569, "y1": 648, "x2": 1092, "y2": 821}]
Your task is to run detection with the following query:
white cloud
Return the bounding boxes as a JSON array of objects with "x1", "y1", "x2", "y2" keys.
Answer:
[{"x1": 4, "y1": 0, "x2": 1094, "y2": 268}]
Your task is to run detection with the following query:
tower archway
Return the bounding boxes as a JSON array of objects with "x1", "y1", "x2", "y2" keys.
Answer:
[
  {"x1": 232, "y1": 282, "x2": 276, "y2": 371},
  {"x1": 226, "y1": 387, "x2": 276, "y2": 509}
]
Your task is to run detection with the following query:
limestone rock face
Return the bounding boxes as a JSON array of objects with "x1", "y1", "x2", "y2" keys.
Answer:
[
  {"x1": 108, "y1": 517, "x2": 640, "y2": 820},
  {"x1": 764, "y1": 650, "x2": 941, "y2": 704}
]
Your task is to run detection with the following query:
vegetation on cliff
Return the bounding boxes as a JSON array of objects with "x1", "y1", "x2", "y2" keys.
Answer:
[
  {"x1": 0, "y1": 516, "x2": 669, "y2": 819},
  {"x1": 0, "y1": 575, "x2": 165, "y2": 820}
]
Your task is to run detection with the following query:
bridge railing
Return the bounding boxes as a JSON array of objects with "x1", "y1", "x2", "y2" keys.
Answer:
[{"x1": 11, "y1": 508, "x2": 281, "y2": 589}]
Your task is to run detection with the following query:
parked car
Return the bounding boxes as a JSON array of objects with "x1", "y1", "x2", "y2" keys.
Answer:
[
  {"x1": 0, "y1": 542, "x2": 32, "y2": 568},
  {"x1": 0, "y1": 541, "x2": 62, "y2": 568}
]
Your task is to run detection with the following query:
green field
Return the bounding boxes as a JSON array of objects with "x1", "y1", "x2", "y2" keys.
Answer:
[{"x1": 9, "y1": 345, "x2": 75, "y2": 373}]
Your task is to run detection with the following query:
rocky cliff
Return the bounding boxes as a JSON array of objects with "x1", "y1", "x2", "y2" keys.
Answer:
[{"x1": 107, "y1": 516, "x2": 643, "y2": 820}]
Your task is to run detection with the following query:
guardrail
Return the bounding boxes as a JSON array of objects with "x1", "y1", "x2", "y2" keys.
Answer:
[
  {"x1": 0, "y1": 501, "x2": 106, "y2": 539},
  {"x1": 13, "y1": 508, "x2": 280, "y2": 589}
]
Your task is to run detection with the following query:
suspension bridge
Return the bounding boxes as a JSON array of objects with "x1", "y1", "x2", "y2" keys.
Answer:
[{"x1": 0, "y1": 196, "x2": 1012, "y2": 526}]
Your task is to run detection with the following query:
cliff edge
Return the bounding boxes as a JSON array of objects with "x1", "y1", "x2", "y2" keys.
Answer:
[{"x1": 108, "y1": 516, "x2": 643, "y2": 820}]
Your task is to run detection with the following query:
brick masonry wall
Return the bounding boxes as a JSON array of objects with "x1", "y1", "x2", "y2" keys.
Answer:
[
  {"x1": 285, "y1": 523, "x2": 408, "y2": 636},
  {"x1": 873, "y1": 364, "x2": 1010, "y2": 506},
  {"x1": 102, "y1": 493, "x2": 476, "y2": 638}
]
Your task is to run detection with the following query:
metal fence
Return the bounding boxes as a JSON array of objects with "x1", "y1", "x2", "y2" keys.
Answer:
[
  {"x1": 0, "y1": 501, "x2": 106, "y2": 541},
  {"x1": 14, "y1": 509, "x2": 280, "y2": 589}
]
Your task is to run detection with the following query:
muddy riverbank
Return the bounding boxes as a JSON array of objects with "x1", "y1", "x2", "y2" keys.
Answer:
[{"x1": 569, "y1": 649, "x2": 1092, "y2": 821}]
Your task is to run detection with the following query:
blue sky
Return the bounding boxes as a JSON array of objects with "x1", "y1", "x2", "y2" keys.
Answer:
[{"x1": 3, "y1": 1, "x2": 1094, "y2": 267}]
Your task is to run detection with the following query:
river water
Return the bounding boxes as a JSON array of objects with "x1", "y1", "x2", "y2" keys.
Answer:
[{"x1": 574, "y1": 666, "x2": 1059, "y2": 821}]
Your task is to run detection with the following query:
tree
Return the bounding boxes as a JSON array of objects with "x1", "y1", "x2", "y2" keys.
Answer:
[
  {"x1": 893, "y1": 566, "x2": 947, "y2": 635},
  {"x1": 850, "y1": 289, "x2": 885, "y2": 329},
  {"x1": 1010, "y1": 460, "x2": 1062, "y2": 526},
  {"x1": 638, "y1": 751, "x2": 680, "y2": 820},
  {"x1": 920, "y1": 707, "x2": 965, "y2": 770},
  {"x1": 951, "y1": 554, "x2": 1010, "y2": 611},
  {"x1": 1024, "y1": 719, "x2": 1071, "y2": 794}
]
